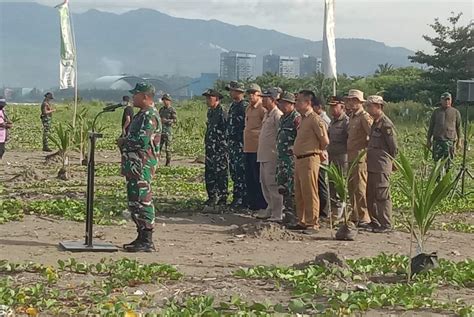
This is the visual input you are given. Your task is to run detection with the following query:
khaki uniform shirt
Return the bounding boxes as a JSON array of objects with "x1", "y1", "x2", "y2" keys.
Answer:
[
  {"x1": 367, "y1": 114, "x2": 398, "y2": 173},
  {"x1": 293, "y1": 109, "x2": 328, "y2": 157},
  {"x1": 243, "y1": 101, "x2": 266, "y2": 153},
  {"x1": 427, "y1": 106, "x2": 462, "y2": 142},
  {"x1": 347, "y1": 108, "x2": 373, "y2": 162},
  {"x1": 257, "y1": 107, "x2": 283, "y2": 163},
  {"x1": 328, "y1": 112, "x2": 349, "y2": 165}
]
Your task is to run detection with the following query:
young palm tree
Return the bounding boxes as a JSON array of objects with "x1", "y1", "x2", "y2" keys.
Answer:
[
  {"x1": 394, "y1": 151, "x2": 455, "y2": 252},
  {"x1": 48, "y1": 123, "x2": 72, "y2": 180},
  {"x1": 325, "y1": 150, "x2": 366, "y2": 240}
]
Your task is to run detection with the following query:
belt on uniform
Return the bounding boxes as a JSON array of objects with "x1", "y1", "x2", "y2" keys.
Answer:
[{"x1": 295, "y1": 152, "x2": 319, "y2": 160}]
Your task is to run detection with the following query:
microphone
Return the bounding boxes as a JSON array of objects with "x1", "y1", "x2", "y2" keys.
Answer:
[{"x1": 103, "y1": 103, "x2": 123, "y2": 112}]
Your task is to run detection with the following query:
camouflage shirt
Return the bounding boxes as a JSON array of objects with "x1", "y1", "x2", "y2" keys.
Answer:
[
  {"x1": 121, "y1": 105, "x2": 162, "y2": 179},
  {"x1": 159, "y1": 105, "x2": 177, "y2": 136},
  {"x1": 40, "y1": 99, "x2": 52, "y2": 118},
  {"x1": 205, "y1": 104, "x2": 228, "y2": 151},
  {"x1": 277, "y1": 110, "x2": 301, "y2": 158},
  {"x1": 427, "y1": 106, "x2": 462, "y2": 141},
  {"x1": 227, "y1": 99, "x2": 248, "y2": 142}
]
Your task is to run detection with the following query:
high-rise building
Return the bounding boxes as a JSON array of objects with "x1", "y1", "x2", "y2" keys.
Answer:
[
  {"x1": 262, "y1": 54, "x2": 280, "y2": 75},
  {"x1": 220, "y1": 51, "x2": 257, "y2": 81},
  {"x1": 299, "y1": 55, "x2": 319, "y2": 78},
  {"x1": 279, "y1": 56, "x2": 298, "y2": 78}
]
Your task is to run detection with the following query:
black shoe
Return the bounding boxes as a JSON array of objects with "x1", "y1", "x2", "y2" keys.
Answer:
[
  {"x1": 43, "y1": 148, "x2": 53, "y2": 152},
  {"x1": 372, "y1": 227, "x2": 393, "y2": 233},
  {"x1": 357, "y1": 222, "x2": 373, "y2": 230},
  {"x1": 124, "y1": 230, "x2": 156, "y2": 252},
  {"x1": 287, "y1": 223, "x2": 307, "y2": 231},
  {"x1": 123, "y1": 230, "x2": 142, "y2": 249},
  {"x1": 165, "y1": 158, "x2": 171, "y2": 166}
]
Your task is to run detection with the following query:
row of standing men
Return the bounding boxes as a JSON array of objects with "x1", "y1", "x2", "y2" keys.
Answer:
[{"x1": 202, "y1": 82, "x2": 399, "y2": 235}]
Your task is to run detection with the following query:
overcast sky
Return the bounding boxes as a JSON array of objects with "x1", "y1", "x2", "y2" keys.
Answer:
[{"x1": 9, "y1": 0, "x2": 474, "y2": 51}]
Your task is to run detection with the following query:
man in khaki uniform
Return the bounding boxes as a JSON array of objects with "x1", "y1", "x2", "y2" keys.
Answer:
[
  {"x1": 327, "y1": 97, "x2": 349, "y2": 219},
  {"x1": 257, "y1": 87, "x2": 284, "y2": 221},
  {"x1": 244, "y1": 83, "x2": 267, "y2": 211},
  {"x1": 366, "y1": 96, "x2": 398, "y2": 233},
  {"x1": 345, "y1": 89, "x2": 373, "y2": 227},
  {"x1": 290, "y1": 90, "x2": 329, "y2": 234},
  {"x1": 427, "y1": 92, "x2": 462, "y2": 172}
]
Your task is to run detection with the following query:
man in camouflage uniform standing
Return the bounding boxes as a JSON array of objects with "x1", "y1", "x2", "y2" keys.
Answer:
[
  {"x1": 427, "y1": 92, "x2": 462, "y2": 172},
  {"x1": 225, "y1": 81, "x2": 248, "y2": 209},
  {"x1": 119, "y1": 83, "x2": 162, "y2": 252},
  {"x1": 366, "y1": 95, "x2": 398, "y2": 233},
  {"x1": 40, "y1": 92, "x2": 55, "y2": 152},
  {"x1": 202, "y1": 89, "x2": 228, "y2": 211},
  {"x1": 159, "y1": 93, "x2": 177, "y2": 166},
  {"x1": 276, "y1": 92, "x2": 301, "y2": 223}
]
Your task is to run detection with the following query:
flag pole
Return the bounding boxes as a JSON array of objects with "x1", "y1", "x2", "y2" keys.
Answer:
[{"x1": 69, "y1": 0, "x2": 78, "y2": 128}]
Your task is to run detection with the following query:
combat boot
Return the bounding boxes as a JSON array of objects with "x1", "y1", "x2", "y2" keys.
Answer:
[
  {"x1": 125, "y1": 229, "x2": 156, "y2": 252},
  {"x1": 123, "y1": 229, "x2": 142, "y2": 249},
  {"x1": 165, "y1": 158, "x2": 171, "y2": 166}
]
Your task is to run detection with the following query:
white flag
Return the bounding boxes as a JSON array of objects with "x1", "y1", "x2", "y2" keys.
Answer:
[
  {"x1": 322, "y1": 0, "x2": 337, "y2": 80},
  {"x1": 56, "y1": 0, "x2": 76, "y2": 89}
]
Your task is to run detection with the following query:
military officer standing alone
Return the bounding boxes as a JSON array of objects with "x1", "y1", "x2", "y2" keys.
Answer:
[
  {"x1": 276, "y1": 92, "x2": 301, "y2": 223},
  {"x1": 345, "y1": 89, "x2": 373, "y2": 227},
  {"x1": 119, "y1": 83, "x2": 162, "y2": 252},
  {"x1": 290, "y1": 90, "x2": 329, "y2": 234},
  {"x1": 159, "y1": 93, "x2": 177, "y2": 166},
  {"x1": 327, "y1": 97, "x2": 349, "y2": 219},
  {"x1": 202, "y1": 89, "x2": 229, "y2": 210},
  {"x1": 366, "y1": 96, "x2": 398, "y2": 233},
  {"x1": 226, "y1": 81, "x2": 248, "y2": 209},
  {"x1": 40, "y1": 92, "x2": 55, "y2": 152},
  {"x1": 427, "y1": 92, "x2": 462, "y2": 172}
]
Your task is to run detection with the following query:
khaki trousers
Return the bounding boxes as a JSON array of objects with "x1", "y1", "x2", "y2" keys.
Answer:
[
  {"x1": 348, "y1": 160, "x2": 370, "y2": 223},
  {"x1": 294, "y1": 155, "x2": 320, "y2": 228},
  {"x1": 260, "y1": 160, "x2": 284, "y2": 219},
  {"x1": 367, "y1": 172, "x2": 392, "y2": 228}
]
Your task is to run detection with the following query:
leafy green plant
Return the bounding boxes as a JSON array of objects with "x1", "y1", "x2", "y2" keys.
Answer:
[
  {"x1": 394, "y1": 152, "x2": 456, "y2": 252},
  {"x1": 48, "y1": 123, "x2": 73, "y2": 180}
]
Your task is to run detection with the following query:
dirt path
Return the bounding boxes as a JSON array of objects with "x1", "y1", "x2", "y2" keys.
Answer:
[{"x1": 1, "y1": 214, "x2": 472, "y2": 278}]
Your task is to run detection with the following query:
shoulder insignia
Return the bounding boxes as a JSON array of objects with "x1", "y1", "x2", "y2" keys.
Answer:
[{"x1": 386, "y1": 127, "x2": 393, "y2": 136}]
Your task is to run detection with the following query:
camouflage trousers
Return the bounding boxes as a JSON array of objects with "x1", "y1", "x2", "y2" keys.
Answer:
[
  {"x1": 159, "y1": 133, "x2": 172, "y2": 162},
  {"x1": 276, "y1": 154, "x2": 295, "y2": 212},
  {"x1": 432, "y1": 139, "x2": 454, "y2": 172},
  {"x1": 126, "y1": 172, "x2": 155, "y2": 230},
  {"x1": 205, "y1": 147, "x2": 228, "y2": 202},
  {"x1": 228, "y1": 139, "x2": 246, "y2": 202},
  {"x1": 41, "y1": 116, "x2": 51, "y2": 149}
]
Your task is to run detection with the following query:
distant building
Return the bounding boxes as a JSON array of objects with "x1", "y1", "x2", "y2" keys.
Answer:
[
  {"x1": 220, "y1": 51, "x2": 257, "y2": 81},
  {"x1": 262, "y1": 54, "x2": 280, "y2": 75},
  {"x1": 279, "y1": 56, "x2": 298, "y2": 78},
  {"x1": 299, "y1": 55, "x2": 319, "y2": 78}
]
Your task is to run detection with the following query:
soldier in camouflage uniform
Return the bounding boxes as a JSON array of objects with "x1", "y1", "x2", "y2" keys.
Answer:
[
  {"x1": 202, "y1": 89, "x2": 228, "y2": 211},
  {"x1": 225, "y1": 81, "x2": 248, "y2": 209},
  {"x1": 427, "y1": 92, "x2": 462, "y2": 172},
  {"x1": 276, "y1": 92, "x2": 301, "y2": 223},
  {"x1": 119, "y1": 83, "x2": 162, "y2": 252},
  {"x1": 40, "y1": 92, "x2": 55, "y2": 152},
  {"x1": 159, "y1": 93, "x2": 177, "y2": 166}
]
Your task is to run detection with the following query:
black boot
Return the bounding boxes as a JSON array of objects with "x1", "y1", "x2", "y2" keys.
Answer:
[
  {"x1": 125, "y1": 229, "x2": 156, "y2": 252},
  {"x1": 165, "y1": 157, "x2": 171, "y2": 166},
  {"x1": 123, "y1": 229, "x2": 142, "y2": 249}
]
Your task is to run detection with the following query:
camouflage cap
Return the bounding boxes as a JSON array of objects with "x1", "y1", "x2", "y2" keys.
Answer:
[
  {"x1": 440, "y1": 92, "x2": 452, "y2": 100},
  {"x1": 246, "y1": 83, "x2": 262, "y2": 93},
  {"x1": 129, "y1": 82, "x2": 156, "y2": 95},
  {"x1": 202, "y1": 88, "x2": 224, "y2": 99},
  {"x1": 278, "y1": 91, "x2": 296, "y2": 104},
  {"x1": 261, "y1": 87, "x2": 282, "y2": 99},
  {"x1": 344, "y1": 89, "x2": 365, "y2": 102},
  {"x1": 161, "y1": 93, "x2": 172, "y2": 101},
  {"x1": 225, "y1": 81, "x2": 245, "y2": 92},
  {"x1": 366, "y1": 95, "x2": 386, "y2": 106}
]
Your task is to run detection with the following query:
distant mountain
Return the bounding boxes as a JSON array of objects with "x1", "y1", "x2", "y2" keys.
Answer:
[{"x1": 0, "y1": 2, "x2": 415, "y2": 88}]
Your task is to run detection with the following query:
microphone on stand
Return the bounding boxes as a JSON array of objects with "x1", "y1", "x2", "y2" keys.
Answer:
[{"x1": 103, "y1": 103, "x2": 123, "y2": 112}]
